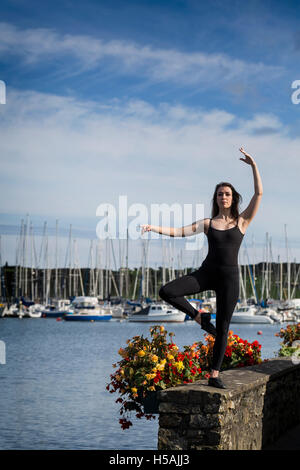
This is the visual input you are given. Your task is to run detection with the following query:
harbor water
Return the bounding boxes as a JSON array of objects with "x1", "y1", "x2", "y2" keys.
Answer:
[{"x1": 0, "y1": 317, "x2": 286, "y2": 450}]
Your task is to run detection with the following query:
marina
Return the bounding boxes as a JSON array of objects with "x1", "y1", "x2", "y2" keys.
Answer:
[
  {"x1": 1, "y1": 216, "x2": 299, "y2": 325},
  {"x1": 0, "y1": 315, "x2": 290, "y2": 450}
]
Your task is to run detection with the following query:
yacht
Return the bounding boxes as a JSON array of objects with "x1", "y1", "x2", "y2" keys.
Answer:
[
  {"x1": 127, "y1": 303, "x2": 186, "y2": 322},
  {"x1": 63, "y1": 296, "x2": 112, "y2": 321},
  {"x1": 2, "y1": 304, "x2": 20, "y2": 318},
  {"x1": 26, "y1": 304, "x2": 42, "y2": 318},
  {"x1": 255, "y1": 307, "x2": 282, "y2": 323},
  {"x1": 41, "y1": 299, "x2": 72, "y2": 318},
  {"x1": 231, "y1": 305, "x2": 274, "y2": 324}
]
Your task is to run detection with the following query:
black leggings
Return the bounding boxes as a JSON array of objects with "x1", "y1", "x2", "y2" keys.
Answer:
[{"x1": 159, "y1": 263, "x2": 239, "y2": 371}]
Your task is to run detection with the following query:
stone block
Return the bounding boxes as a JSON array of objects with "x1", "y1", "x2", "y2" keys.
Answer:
[{"x1": 157, "y1": 358, "x2": 300, "y2": 450}]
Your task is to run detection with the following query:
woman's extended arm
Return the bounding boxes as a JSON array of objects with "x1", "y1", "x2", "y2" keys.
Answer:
[
  {"x1": 239, "y1": 147, "x2": 263, "y2": 226},
  {"x1": 141, "y1": 219, "x2": 206, "y2": 237}
]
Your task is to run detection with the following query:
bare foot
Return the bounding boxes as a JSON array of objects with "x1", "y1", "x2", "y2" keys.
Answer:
[{"x1": 210, "y1": 370, "x2": 219, "y2": 378}]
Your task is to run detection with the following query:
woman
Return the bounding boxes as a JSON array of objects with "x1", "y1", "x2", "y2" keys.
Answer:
[{"x1": 141, "y1": 147, "x2": 263, "y2": 389}]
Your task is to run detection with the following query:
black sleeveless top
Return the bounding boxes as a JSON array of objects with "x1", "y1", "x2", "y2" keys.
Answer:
[{"x1": 202, "y1": 218, "x2": 244, "y2": 267}]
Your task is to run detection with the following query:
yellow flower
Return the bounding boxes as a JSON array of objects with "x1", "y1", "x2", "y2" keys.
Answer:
[
  {"x1": 174, "y1": 361, "x2": 184, "y2": 372},
  {"x1": 118, "y1": 348, "x2": 127, "y2": 357},
  {"x1": 120, "y1": 369, "x2": 125, "y2": 376},
  {"x1": 160, "y1": 326, "x2": 165, "y2": 333},
  {"x1": 167, "y1": 353, "x2": 175, "y2": 361},
  {"x1": 148, "y1": 386, "x2": 156, "y2": 391},
  {"x1": 145, "y1": 374, "x2": 152, "y2": 381},
  {"x1": 131, "y1": 387, "x2": 137, "y2": 393},
  {"x1": 156, "y1": 363, "x2": 165, "y2": 371},
  {"x1": 138, "y1": 350, "x2": 146, "y2": 357},
  {"x1": 160, "y1": 359, "x2": 166, "y2": 365},
  {"x1": 151, "y1": 355, "x2": 158, "y2": 363}
]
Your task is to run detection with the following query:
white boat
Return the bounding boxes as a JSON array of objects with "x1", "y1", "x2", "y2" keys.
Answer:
[
  {"x1": 2, "y1": 304, "x2": 20, "y2": 318},
  {"x1": 256, "y1": 307, "x2": 282, "y2": 323},
  {"x1": 111, "y1": 305, "x2": 124, "y2": 318},
  {"x1": 41, "y1": 299, "x2": 72, "y2": 318},
  {"x1": 27, "y1": 305, "x2": 42, "y2": 318},
  {"x1": 64, "y1": 296, "x2": 112, "y2": 321},
  {"x1": 128, "y1": 303, "x2": 186, "y2": 322},
  {"x1": 292, "y1": 307, "x2": 300, "y2": 320},
  {"x1": 97, "y1": 301, "x2": 123, "y2": 318},
  {"x1": 231, "y1": 305, "x2": 274, "y2": 324},
  {"x1": 2, "y1": 301, "x2": 42, "y2": 319},
  {"x1": 281, "y1": 299, "x2": 300, "y2": 309}
]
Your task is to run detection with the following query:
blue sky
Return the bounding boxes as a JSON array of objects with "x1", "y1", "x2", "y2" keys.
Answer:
[{"x1": 0, "y1": 0, "x2": 300, "y2": 267}]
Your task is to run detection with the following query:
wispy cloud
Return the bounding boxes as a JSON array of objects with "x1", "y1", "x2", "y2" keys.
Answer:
[
  {"x1": 1, "y1": 88, "x2": 299, "y2": 226},
  {"x1": 0, "y1": 22, "x2": 285, "y2": 87}
]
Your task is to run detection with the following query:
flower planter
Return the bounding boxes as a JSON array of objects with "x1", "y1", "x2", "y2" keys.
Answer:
[
  {"x1": 107, "y1": 325, "x2": 263, "y2": 430},
  {"x1": 140, "y1": 391, "x2": 159, "y2": 414}
]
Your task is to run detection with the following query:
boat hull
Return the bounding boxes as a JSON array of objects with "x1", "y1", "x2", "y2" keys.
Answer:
[
  {"x1": 128, "y1": 313, "x2": 185, "y2": 322},
  {"x1": 64, "y1": 314, "x2": 112, "y2": 321},
  {"x1": 42, "y1": 311, "x2": 69, "y2": 318},
  {"x1": 231, "y1": 315, "x2": 273, "y2": 324}
]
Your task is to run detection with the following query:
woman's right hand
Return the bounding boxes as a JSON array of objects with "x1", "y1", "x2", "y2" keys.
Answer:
[{"x1": 141, "y1": 224, "x2": 151, "y2": 235}]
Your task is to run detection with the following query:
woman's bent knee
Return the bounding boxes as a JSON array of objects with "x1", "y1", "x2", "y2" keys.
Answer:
[{"x1": 159, "y1": 286, "x2": 167, "y2": 300}]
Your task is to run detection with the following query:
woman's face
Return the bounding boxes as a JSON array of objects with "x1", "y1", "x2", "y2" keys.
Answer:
[{"x1": 216, "y1": 185, "x2": 233, "y2": 210}]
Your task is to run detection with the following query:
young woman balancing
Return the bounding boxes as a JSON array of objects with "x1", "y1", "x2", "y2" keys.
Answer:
[{"x1": 141, "y1": 147, "x2": 263, "y2": 389}]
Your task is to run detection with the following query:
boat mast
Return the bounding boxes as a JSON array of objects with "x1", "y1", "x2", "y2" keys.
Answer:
[
  {"x1": 55, "y1": 219, "x2": 58, "y2": 300},
  {"x1": 68, "y1": 224, "x2": 72, "y2": 298},
  {"x1": 238, "y1": 265, "x2": 247, "y2": 304},
  {"x1": 110, "y1": 238, "x2": 120, "y2": 297},
  {"x1": 291, "y1": 259, "x2": 300, "y2": 299},
  {"x1": 162, "y1": 237, "x2": 166, "y2": 287},
  {"x1": 24, "y1": 214, "x2": 29, "y2": 298},
  {"x1": 126, "y1": 228, "x2": 129, "y2": 299},
  {"x1": 284, "y1": 224, "x2": 290, "y2": 301}
]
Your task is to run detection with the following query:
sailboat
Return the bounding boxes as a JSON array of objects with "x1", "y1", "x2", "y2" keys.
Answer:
[
  {"x1": 127, "y1": 302, "x2": 186, "y2": 322},
  {"x1": 63, "y1": 296, "x2": 112, "y2": 321},
  {"x1": 231, "y1": 305, "x2": 274, "y2": 324}
]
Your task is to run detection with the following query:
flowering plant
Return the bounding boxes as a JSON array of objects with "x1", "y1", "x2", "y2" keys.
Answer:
[
  {"x1": 106, "y1": 325, "x2": 262, "y2": 430},
  {"x1": 276, "y1": 322, "x2": 300, "y2": 357},
  {"x1": 222, "y1": 330, "x2": 262, "y2": 368}
]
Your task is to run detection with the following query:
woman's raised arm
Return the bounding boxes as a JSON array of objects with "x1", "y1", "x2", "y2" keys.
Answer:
[{"x1": 239, "y1": 147, "x2": 263, "y2": 228}]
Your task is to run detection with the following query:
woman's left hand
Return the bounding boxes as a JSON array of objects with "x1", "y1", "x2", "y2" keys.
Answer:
[{"x1": 239, "y1": 147, "x2": 255, "y2": 166}]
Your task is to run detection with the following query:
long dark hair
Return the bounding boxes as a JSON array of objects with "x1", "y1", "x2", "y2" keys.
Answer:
[{"x1": 211, "y1": 182, "x2": 242, "y2": 220}]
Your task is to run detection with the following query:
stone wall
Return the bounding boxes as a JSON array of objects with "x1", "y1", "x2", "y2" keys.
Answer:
[{"x1": 157, "y1": 357, "x2": 300, "y2": 450}]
